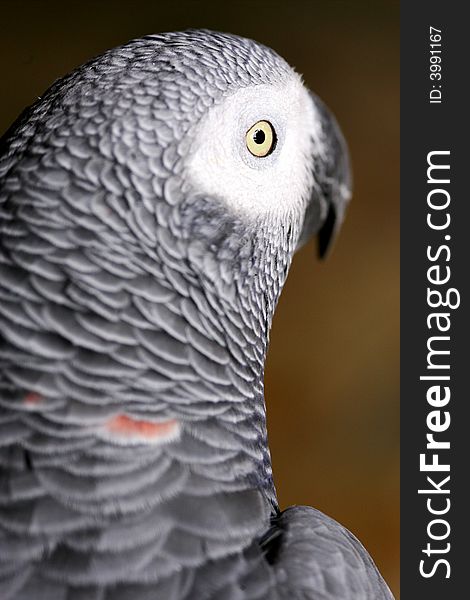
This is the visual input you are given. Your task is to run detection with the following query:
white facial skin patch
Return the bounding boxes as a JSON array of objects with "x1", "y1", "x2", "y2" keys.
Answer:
[{"x1": 185, "y1": 74, "x2": 325, "y2": 221}]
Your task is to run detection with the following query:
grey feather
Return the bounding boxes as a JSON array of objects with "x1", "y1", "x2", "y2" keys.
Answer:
[{"x1": 0, "y1": 29, "x2": 392, "y2": 599}]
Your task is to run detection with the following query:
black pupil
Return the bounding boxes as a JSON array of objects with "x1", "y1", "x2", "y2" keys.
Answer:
[{"x1": 253, "y1": 129, "x2": 266, "y2": 144}]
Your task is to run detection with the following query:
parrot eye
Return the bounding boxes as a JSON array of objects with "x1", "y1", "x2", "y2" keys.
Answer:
[{"x1": 245, "y1": 120, "x2": 276, "y2": 157}]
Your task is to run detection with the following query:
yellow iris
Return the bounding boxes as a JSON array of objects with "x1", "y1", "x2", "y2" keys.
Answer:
[{"x1": 245, "y1": 120, "x2": 276, "y2": 157}]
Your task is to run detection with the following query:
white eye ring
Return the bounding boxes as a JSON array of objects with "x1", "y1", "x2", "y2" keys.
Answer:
[
  {"x1": 245, "y1": 120, "x2": 277, "y2": 157},
  {"x1": 187, "y1": 80, "x2": 319, "y2": 218}
]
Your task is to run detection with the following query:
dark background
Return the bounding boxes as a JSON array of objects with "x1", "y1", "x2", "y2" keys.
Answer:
[{"x1": 0, "y1": 1, "x2": 399, "y2": 596}]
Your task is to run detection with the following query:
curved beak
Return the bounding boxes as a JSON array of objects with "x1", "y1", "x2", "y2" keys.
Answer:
[{"x1": 296, "y1": 92, "x2": 352, "y2": 258}]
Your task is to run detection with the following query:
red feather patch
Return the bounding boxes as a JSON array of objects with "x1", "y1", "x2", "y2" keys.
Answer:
[
  {"x1": 23, "y1": 392, "x2": 42, "y2": 405},
  {"x1": 105, "y1": 414, "x2": 179, "y2": 443}
]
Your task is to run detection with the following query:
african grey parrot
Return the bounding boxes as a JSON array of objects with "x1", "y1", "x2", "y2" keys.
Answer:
[{"x1": 0, "y1": 30, "x2": 393, "y2": 599}]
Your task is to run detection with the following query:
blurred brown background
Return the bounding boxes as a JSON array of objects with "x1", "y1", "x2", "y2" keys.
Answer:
[{"x1": 0, "y1": 0, "x2": 399, "y2": 596}]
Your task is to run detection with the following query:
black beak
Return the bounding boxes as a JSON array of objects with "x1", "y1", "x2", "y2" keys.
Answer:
[{"x1": 296, "y1": 92, "x2": 352, "y2": 258}]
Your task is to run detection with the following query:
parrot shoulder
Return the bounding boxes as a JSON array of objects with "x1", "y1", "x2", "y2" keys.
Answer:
[{"x1": 266, "y1": 506, "x2": 394, "y2": 600}]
